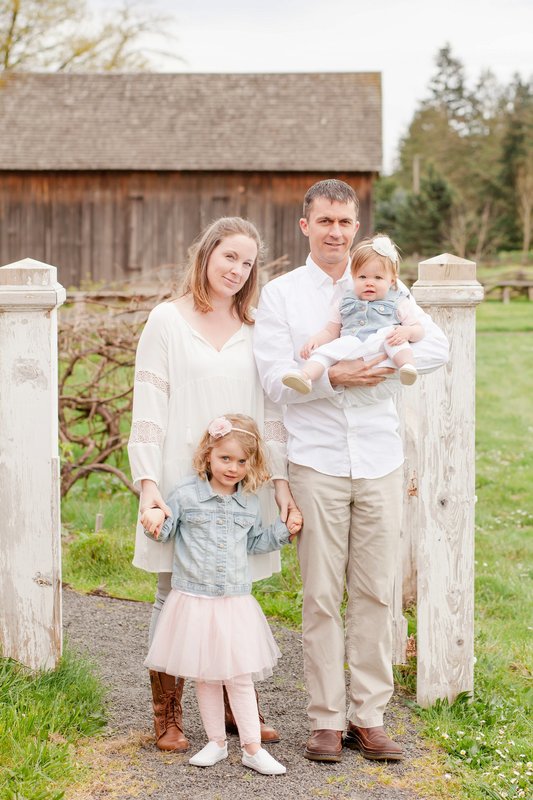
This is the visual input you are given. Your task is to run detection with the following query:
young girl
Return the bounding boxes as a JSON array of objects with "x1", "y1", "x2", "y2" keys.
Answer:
[
  {"x1": 282, "y1": 235, "x2": 424, "y2": 394},
  {"x1": 142, "y1": 414, "x2": 302, "y2": 776}
]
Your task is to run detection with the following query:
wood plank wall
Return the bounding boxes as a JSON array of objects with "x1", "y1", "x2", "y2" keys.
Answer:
[{"x1": 0, "y1": 171, "x2": 374, "y2": 287}]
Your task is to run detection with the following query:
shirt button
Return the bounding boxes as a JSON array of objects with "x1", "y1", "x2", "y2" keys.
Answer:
[
  {"x1": 217, "y1": 566, "x2": 224, "y2": 572},
  {"x1": 216, "y1": 496, "x2": 223, "y2": 503},
  {"x1": 358, "y1": 319, "x2": 365, "y2": 325},
  {"x1": 378, "y1": 305, "x2": 385, "y2": 312},
  {"x1": 216, "y1": 518, "x2": 224, "y2": 525},
  {"x1": 218, "y1": 542, "x2": 225, "y2": 548}
]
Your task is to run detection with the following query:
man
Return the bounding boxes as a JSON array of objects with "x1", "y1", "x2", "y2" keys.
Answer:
[{"x1": 253, "y1": 179, "x2": 448, "y2": 762}]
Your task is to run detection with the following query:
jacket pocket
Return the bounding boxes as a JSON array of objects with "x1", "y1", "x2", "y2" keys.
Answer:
[
  {"x1": 233, "y1": 513, "x2": 255, "y2": 540},
  {"x1": 184, "y1": 511, "x2": 210, "y2": 526}
]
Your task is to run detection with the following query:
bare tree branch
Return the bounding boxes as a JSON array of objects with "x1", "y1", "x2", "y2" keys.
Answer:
[{"x1": 0, "y1": 0, "x2": 182, "y2": 73}]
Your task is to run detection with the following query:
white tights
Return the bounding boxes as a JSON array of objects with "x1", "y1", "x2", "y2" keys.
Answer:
[{"x1": 196, "y1": 675, "x2": 261, "y2": 748}]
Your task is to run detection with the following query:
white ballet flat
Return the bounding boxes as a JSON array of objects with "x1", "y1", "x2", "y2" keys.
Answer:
[
  {"x1": 399, "y1": 364, "x2": 418, "y2": 386},
  {"x1": 242, "y1": 747, "x2": 286, "y2": 775},
  {"x1": 282, "y1": 370, "x2": 312, "y2": 394},
  {"x1": 189, "y1": 741, "x2": 228, "y2": 767}
]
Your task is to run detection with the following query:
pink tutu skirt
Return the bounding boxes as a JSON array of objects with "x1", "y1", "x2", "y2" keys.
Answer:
[{"x1": 144, "y1": 590, "x2": 281, "y2": 683}]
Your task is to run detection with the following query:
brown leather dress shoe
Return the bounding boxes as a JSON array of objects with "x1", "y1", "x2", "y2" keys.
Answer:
[
  {"x1": 343, "y1": 723, "x2": 403, "y2": 761},
  {"x1": 304, "y1": 729, "x2": 343, "y2": 762}
]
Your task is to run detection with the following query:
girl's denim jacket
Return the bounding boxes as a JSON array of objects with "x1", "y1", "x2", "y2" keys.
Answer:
[{"x1": 144, "y1": 475, "x2": 290, "y2": 597}]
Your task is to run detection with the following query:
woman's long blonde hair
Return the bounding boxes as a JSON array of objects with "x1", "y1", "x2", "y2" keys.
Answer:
[{"x1": 181, "y1": 217, "x2": 264, "y2": 324}]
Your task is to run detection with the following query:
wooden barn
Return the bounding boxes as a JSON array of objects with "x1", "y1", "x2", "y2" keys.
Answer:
[{"x1": 0, "y1": 72, "x2": 382, "y2": 287}]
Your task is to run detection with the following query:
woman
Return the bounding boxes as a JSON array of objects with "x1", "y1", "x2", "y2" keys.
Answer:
[{"x1": 128, "y1": 217, "x2": 296, "y2": 753}]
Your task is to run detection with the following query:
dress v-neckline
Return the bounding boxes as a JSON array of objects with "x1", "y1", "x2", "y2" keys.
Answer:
[{"x1": 170, "y1": 303, "x2": 245, "y2": 353}]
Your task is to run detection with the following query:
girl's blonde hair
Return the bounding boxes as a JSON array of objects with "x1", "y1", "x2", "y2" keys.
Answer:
[
  {"x1": 193, "y1": 414, "x2": 270, "y2": 493},
  {"x1": 181, "y1": 217, "x2": 264, "y2": 324},
  {"x1": 351, "y1": 234, "x2": 401, "y2": 285}
]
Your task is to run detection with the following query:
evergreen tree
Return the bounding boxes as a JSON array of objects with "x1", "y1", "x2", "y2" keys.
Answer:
[
  {"x1": 396, "y1": 167, "x2": 453, "y2": 257},
  {"x1": 373, "y1": 176, "x2": 407, "y2": 243},
  {"x1": 390, "y1": 44, "x2": 529, "y2": 258},
  {"x1": 427, "y1": 43, "x2": 471, "y2": 135}
]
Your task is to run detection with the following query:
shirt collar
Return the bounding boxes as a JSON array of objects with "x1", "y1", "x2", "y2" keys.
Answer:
[
  {"x1": 306, "y1": 254, "x2": 352, "y2": 289},
  {"x1": 195, "y1": 475, "x2": 248, "y2": 507}
]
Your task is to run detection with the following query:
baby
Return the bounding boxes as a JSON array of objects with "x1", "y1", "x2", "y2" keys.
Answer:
[{"x1": 282, "y1": 235, "x2": 424, "y2": 394}]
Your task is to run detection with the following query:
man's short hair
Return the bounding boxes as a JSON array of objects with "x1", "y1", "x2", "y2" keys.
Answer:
[{"x1": 303, "y1": 179, "x2": 359, "y2": 220}]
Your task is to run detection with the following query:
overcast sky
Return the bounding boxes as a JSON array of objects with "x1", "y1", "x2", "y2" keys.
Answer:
[{"x1": 92, "y1": 0, "x2": 532, "y2": 173}]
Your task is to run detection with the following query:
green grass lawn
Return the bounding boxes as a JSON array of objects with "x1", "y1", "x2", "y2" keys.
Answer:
[
  {"x1": 409, "y1": 299, "x2": 532, "y2": 800},
  {"x1": 0, "y1": 649, "x2": 106, "y2": 800}
]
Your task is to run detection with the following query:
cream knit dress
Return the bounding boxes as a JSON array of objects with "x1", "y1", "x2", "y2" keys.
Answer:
[{"x1": 128, "y1": 301, "x2": 283, "y2": 580}]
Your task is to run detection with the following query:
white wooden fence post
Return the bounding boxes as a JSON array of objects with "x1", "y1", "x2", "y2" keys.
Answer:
[
  {"x1": 404, "y1": 253, "x2": 483, "y2": 706},
  {"x1": 0, "y1": 258, "x2": 66, "y2": 670}
]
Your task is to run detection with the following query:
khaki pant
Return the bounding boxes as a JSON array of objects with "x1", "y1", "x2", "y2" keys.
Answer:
[{"x1": 289, "y1": 462, "x2": 403, "y2": 730}]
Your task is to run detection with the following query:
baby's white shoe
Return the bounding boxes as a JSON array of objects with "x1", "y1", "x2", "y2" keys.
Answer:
[
  {"x1": 189, "y1": 740, "x2": 228, "y2": 767},
  {"x1": 399, "y1": 364, "x2": 418, "y2": 386},
  {"x1": 282, "y1": 370, "x2": 312, "y2": 394},
  {"x1": 242, "y1": 746, "x2": 286, "y2": 775}
]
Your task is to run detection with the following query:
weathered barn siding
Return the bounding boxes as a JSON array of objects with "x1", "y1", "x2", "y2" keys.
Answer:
[{"x1": 0, "y1": 171, "x2": 374, "y2": 286}]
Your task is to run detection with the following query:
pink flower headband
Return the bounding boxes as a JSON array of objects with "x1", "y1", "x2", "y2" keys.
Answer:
[
  {"x1": 208, "y1": 416, "x2": 257, "y2": 440},
  {"x1": 358, "y1": 235, "x2": 399, "y2": 263}
]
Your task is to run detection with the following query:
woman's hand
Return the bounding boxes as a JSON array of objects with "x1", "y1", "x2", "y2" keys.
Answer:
[
  {"x1": 140, "y1": 479, "x2": 172, "y2": 539},
  {"x1": 141, "y1": 507, "x2": 166, "y2": 538},
  {"x1": 140, "y1": 479, "x2": 171, "y2": 517}
]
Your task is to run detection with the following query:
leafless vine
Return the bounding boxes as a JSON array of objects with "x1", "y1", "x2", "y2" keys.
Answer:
[{"x1": 58, "y1": 291, "x2": 166, "y2": 497}]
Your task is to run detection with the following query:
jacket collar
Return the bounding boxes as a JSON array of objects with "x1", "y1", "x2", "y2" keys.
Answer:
[{"x1": 195, "y1": 475, "x2": 248, "y2": 507}]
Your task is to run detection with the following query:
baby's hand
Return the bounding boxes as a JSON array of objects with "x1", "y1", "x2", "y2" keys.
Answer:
[
  {"x1": 141, "y1": 507, "x2": 166, "y2": 538},
  {"x1": 286, "y1": 507, "x2": 303, "y2": 540},
  {"x1": 386, "y1": 326, "x2": 410, "y2": 346},
  {"x1": 300, "y1": 338, "x2": 320, "y2": 360}
]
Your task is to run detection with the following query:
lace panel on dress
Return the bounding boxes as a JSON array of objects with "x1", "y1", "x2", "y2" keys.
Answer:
[
  {"x1": 130, "y1": 420, "x2": 164, "y2": 445},
  {"x1": 264, "y1": 420, "x2": 288, "y2": 443},
  {"x1": 135, "y1": 370, "x2": 170, "y2": 395}
]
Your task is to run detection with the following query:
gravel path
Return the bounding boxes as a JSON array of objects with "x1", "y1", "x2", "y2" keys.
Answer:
[{"x1": 63, "y1": 588, "x2": 436, "y2": 800}]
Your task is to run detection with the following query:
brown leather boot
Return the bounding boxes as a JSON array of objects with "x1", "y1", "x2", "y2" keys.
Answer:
[
  {"x1": 223, "y1": 686, "x2": 280, "y2": 743},
  {"x1": 149, "y1": 670, "x2": 189, "y2": 752}
]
